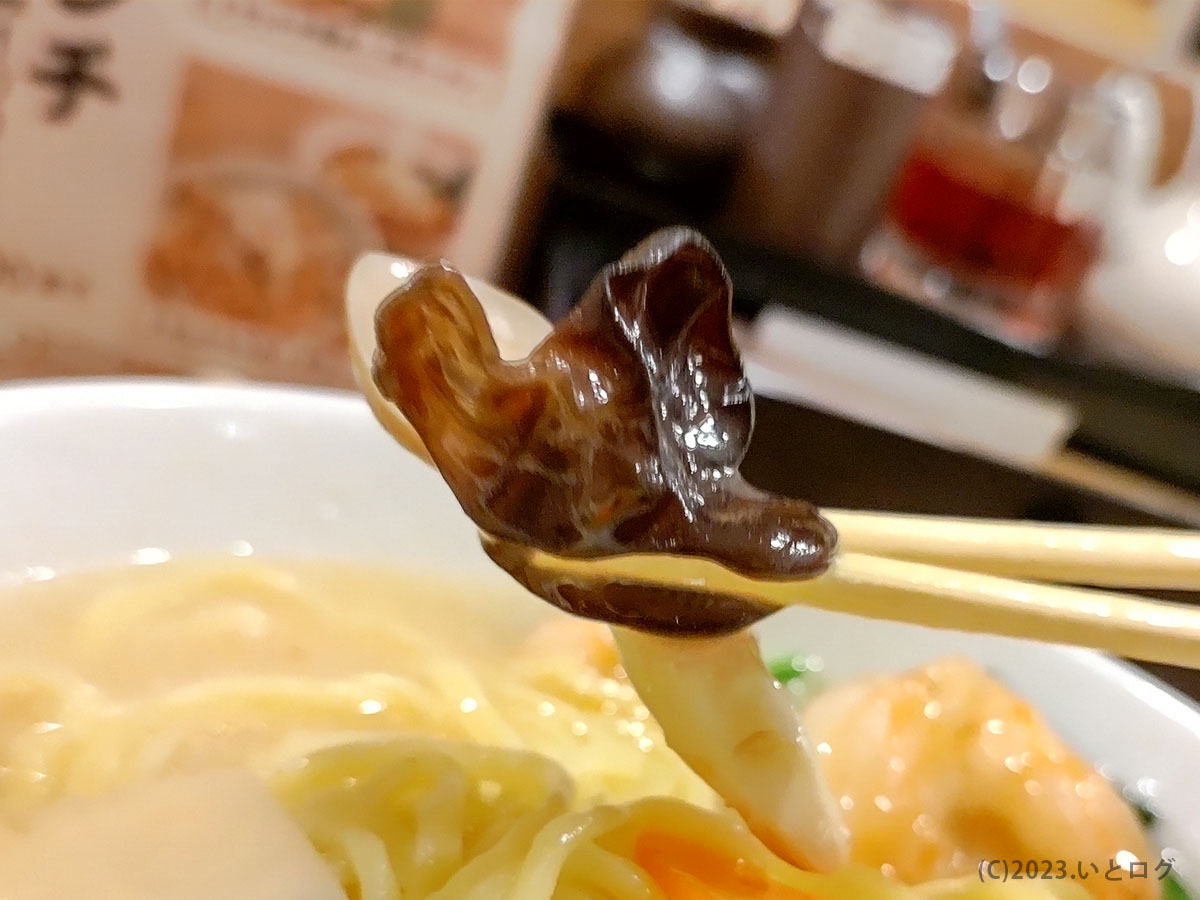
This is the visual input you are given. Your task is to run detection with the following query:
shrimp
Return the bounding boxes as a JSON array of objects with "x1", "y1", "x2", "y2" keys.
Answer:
[
  {"x1": 616, "y1": 628, "x2": 850, "y2": 873},
  {"x1": 801, "y1": 657, "x2": 1156, "y2": 900}
]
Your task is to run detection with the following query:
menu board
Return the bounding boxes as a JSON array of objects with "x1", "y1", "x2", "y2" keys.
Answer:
[{"x1": 0, "y1": 0, "x2": 574, "y2": 386}]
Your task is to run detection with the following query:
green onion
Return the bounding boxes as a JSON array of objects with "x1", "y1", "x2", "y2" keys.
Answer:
[
  {"x1": 766, "y1": 653, "x2": 826, "y2": 704},
  {"x1": 1164, "y1": 873, "x2": 1194, "y2": 900},
  {"x1": 768, "y1": 655, "x2": 809, "y2": 686},
  {"x1": 1132, "y1": 799, "x2": 1159, "y2": 828}
]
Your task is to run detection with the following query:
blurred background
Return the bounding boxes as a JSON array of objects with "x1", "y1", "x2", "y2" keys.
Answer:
[{"x1": 4, "y1": 0, "x2": 1200, "y2": 529}]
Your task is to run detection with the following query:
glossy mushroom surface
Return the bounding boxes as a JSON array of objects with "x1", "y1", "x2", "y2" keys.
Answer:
[{"x1": 372, "y1": 227, "x2": 837, "y2": 634}]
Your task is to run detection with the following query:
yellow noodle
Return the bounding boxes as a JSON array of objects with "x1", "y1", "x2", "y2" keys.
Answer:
[
  {"x1": 0, "y1": 559, "x2": 712, "y2": 827},
  {"x1": 0, "y1": 559, "x2": 1096, "y2": 900},
  {"x1": 267, "y1": 737, "x2": 1093, "y2": 900}
]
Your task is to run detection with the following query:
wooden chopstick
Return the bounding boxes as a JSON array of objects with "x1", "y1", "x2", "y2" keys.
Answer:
[
  {"x1": 826, "y1": 509, "x2": 1200, "y2": 590},
  {"x1": 821, "y1": 552, "x2": 1200, "y2": 668},
  {"x1": 1041, "y1": 449, "x2": 1200, "y2": 529},
  {"x1": 479, "y1": 537, "x2": 1200, "y2": 670}
]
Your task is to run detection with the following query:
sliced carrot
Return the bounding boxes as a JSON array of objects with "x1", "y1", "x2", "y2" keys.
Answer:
[{"x1": 635, "y1": 832, "x2": 823, "y2": 900}]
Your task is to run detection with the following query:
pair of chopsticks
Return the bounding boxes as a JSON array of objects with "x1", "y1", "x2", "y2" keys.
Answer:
[
  {"x1": 344, "y1": 252, "x2": 1200, "y2": 672},
  {"x1": 492, "y1": 515, "x2": 1200, "y2": 669},
  {"x1": 827, "y1": 510, "x2": 1200, "y2": 667}
]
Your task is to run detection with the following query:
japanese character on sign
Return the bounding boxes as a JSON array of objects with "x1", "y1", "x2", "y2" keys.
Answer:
[
  {"x1": 30, "y1": 41, "x2": 115, "y2": 121},
  {"x1": 59, "y1": 0, "x2": 123, "y2": 11},
  {"x1": 28, "y1": 0, "x2": 125, "y2": 122}
]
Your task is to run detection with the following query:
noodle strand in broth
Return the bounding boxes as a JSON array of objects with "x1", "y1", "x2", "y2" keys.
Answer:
[
  {"x1": 0, "y1": 559, "x2": 711, "y2": 826},
  {"x1": 0, "y1": 558, "x2": 1120, "y2": 900}
]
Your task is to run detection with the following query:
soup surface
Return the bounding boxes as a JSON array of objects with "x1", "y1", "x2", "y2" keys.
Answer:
[
  {"x1": 0, "y1": 557, "x2": 711, "y2": 823},
  {"x1": 0, "y1": 558, "x2": 1160, "y2": 900}
]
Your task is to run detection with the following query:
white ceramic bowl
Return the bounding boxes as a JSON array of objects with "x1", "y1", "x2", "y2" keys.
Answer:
[{"x1": 2, "y1": 377, "x2": 1198, "y2": 876}]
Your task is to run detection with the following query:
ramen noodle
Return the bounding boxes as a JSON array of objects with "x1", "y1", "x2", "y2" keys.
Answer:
[{"x1": 0, "y1": 557, "x2": 1157, "y2": 900}]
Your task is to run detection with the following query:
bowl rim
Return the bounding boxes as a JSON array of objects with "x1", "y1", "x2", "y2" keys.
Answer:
[
  {"x1": 5, "y1": 375, "x2": 1200, "y2": 726},
  {"x1": 3, "y1": 375, "x2": 1200, "y2": 865}
]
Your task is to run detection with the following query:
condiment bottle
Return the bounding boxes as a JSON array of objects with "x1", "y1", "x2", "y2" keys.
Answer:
[
  {"x1": 724, "y1": 0, "x2": 956, "y2": 270},
  {"x1": 573, "y1": 0, "x2": 780, "y2": 199}
]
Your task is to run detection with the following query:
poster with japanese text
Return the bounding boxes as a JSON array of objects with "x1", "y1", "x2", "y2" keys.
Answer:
[{"x1": 0, "y1": 0, "x2": 574, "y2": 385}]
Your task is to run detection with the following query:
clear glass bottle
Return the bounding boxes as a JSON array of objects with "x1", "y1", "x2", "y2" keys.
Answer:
[{"x1": 862, "y1": 4, "x2": 1114, "y2": 350}]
